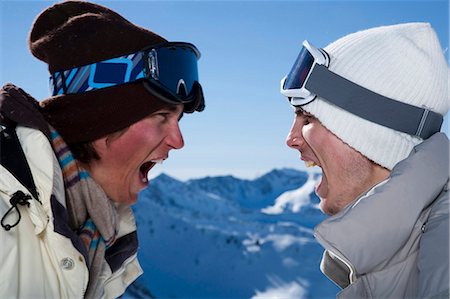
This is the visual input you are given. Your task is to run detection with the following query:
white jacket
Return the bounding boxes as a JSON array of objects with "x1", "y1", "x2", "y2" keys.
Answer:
[{"x1": 0, "y1": 126, "x2": 143, "y2": 298}]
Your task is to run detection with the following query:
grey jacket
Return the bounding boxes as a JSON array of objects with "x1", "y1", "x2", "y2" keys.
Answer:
[{"x1": 315, "y1": 133, "x2": 449, "y2": 298}]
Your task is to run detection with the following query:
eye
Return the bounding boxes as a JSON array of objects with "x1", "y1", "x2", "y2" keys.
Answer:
[
  {"x1": 149, "y1": 111, "x2": 169, "y2": 124},
  {"x1": 153, "y1": 112, "x2": 170, "y2": 123},
  {"x1": 151, "y1": 107, "x2": 183, "y2": 124},
  {"x1": 303, "y1": 115, "x2": 312, "y2": 125},
  {"x1": 302, "y1": 112, "x2": 315, "y2": 125}
]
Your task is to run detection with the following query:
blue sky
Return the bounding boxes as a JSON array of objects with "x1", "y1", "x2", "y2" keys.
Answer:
[{"x1": 1, "y1": 0, "x2": 449, "y2": 180}]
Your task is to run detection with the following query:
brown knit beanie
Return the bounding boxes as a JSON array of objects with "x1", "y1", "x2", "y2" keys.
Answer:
[{"x1": 29, "y1": 1, "x2": 175, "y2": 143}]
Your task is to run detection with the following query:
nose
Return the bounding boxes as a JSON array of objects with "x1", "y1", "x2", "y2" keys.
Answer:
[
  {"x1": 166, "y1": 121, "x2": 184, "y2": 150},
  {"x1": 286, "y1": 116, "x2": 304, "y2": 149}
]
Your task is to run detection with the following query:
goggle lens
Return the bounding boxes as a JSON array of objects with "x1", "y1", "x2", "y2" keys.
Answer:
[
  {"x1": 283, "y1": 46, "x2": 314, "y2": 90},
  {"x1": 153, "y1": 46, "x2": 199, "y2": 97}
]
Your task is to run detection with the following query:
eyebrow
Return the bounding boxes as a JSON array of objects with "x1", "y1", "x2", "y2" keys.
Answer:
[
  {"x1": 164, "y1": 105, "x2": 179, "y2": 112},
  {"x1": 158, "y1": 105, "x2": 182, "y2": 113},
  {"x1": 164, "y1": 105, "x2": 184, "y2": 121},
  {"x1": 295, "y1": 107, "x2": 305, "y2": 115}
]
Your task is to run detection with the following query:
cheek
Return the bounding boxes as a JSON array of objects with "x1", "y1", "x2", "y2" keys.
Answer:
[
  {"x1": 303, "y1": 125, "x2": 349, "y2": 174},
  {"x1": 104, "y1": 131, "x2": 155, "y2": 166},
  {"x1": 99, "y1": 147, "x2": 132, "y2": 173},
  {"x1": 302, "y1": 124, "x2": 327, "y2": 152}
]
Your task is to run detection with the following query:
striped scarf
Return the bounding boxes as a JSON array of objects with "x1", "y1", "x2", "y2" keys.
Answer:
[{"x1": 51, "y1": 129, "x2": 118, "y2": 298}]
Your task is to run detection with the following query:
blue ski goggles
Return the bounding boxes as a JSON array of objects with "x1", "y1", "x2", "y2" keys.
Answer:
[
  {"x1": 49, "y1": 42, "x2": 204, "y2": 113},
  {"x1": 280, "y1": 40, "x2": 443, "y2": 139}
]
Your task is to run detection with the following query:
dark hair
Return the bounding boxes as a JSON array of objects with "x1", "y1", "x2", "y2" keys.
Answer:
[
  {"x1": 67, "y1": 126, "x2": 129, "y2": 164},
  {"x1": 67, "y1": 141, "x2": 100, "y2": 164}
]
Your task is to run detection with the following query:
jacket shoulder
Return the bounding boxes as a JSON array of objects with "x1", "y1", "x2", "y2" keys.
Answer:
[
  {"x1": 418, "y1": 183, "x2": 449, "y2": 297},
  {"x1": 0, "y1": 83, "x2": 50, "y2": 137}
]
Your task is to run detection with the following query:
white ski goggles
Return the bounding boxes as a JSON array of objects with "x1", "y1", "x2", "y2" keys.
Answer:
[
  {"x1": 280, "y1": 40, "x2": 329, "y2": 106},
  {"x1": 279, "y1": 40, "x2": 443, "y2": 139}
]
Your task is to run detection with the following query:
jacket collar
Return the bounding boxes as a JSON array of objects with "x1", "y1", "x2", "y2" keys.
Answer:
[
  {"x1": 315, "y1": 133, "x2": 449, "y2": 276},
  {"x1": 0, "y1": 84, "x2": 50, "y2": 139}
]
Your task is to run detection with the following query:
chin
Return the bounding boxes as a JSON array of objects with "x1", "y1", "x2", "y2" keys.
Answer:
[
  {"x1": 126, "y1": 195, "x2": 139, "y2": 205},
  {"x1": 319, "y1": 200, "x2": 337, "y2": 216},
  {"x1": 112, "y1": 194, "x2": 138, "y2": 205}
]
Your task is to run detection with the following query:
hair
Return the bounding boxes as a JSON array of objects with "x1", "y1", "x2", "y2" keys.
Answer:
[
  {"x1": 68, "y1": 126, "x2": 129, "y2": 164},
  {"x1": 68, "y1": 141, "x2": 100, "y2": 164}
]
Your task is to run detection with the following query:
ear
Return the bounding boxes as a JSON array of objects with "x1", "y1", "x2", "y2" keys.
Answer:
[{"x1": 91, "y1": 136, "x2": 109, "y2": 157}]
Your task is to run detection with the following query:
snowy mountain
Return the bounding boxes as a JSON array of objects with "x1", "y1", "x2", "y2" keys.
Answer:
[{"x1": 125, "y1": 168, "x2": 339, "y2": 298}]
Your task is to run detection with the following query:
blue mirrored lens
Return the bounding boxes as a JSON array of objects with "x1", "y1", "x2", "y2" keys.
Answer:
[
  {"x1": 284, "y1": 46, "x2": 314, "y2": 90},
  {"x1": 155, "y1": 46, "x2": 199, "y2": 96}
]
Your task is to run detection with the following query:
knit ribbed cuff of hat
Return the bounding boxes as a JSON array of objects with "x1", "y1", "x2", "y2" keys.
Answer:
[
  {"x1": 303, "y1": 97, "x2": 422, "y2": 170},
  {"x1": 39, "y1": 82, "x2": 172, "y2": 143}
]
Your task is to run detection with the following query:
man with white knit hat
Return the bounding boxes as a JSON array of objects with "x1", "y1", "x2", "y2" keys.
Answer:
[{"x1": 281, "y1": 23, "x2": 449, "y2": 297}]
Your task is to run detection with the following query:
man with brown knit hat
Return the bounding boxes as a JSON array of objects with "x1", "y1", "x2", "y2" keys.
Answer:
[
  {"x1": 281, "y1": 23, "x2": 449, "y2": 297},
  {"x1": 0, "y1": 1, "x2": 204, "y2": 298}
]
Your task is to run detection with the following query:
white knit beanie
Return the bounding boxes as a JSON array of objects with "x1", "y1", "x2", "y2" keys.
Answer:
[{"x1": 302, "y1": 22, "x2": 450, "y2": 170}]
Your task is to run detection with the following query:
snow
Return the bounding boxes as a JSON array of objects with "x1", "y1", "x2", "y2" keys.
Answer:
[
  {"x1": 262, "y1": 173, "x2": 319, "y2": 215},
  {"x1": 252, "y1": 278, "x2": 309, "y2": 299},
  {"x1": 125, "y1": 168, "x2": 339, "y2": 298}
]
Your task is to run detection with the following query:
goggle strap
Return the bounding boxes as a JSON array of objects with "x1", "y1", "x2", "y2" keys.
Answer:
[
  {"x1": 306, "y1": 64, "x2": 443, "y2": 139},
  {"x1": 60, "y1": 71, "x2": 68, "y2": 95},
  {"x1": 51, "y1": 74, "x2": 58, "y2": 96}
]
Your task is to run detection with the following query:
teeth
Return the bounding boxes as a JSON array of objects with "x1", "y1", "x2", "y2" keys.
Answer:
[
  {"x1": 305, "y1": 161, "x2": 317, "y2": 167},
  {"x1": 151, "y1": 159, "x2": 164, "y2": 164}
]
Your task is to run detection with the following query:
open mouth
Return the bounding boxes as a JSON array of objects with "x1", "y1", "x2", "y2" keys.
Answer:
[
  {"x1": 304, "y1": 159, "x2": 327, "y2": 199},
  {"x1": 301, "y1": 157, "x2": 326, "y2": 197},
  {"x1": 139, "y1": 159, "x2": 165, "y2": 184},
  {"x1": 305, "y1": 161, "x2": 318, "y2": 167},
  {"x1": 139, "y1": 162, "x2": 154, "y2": 184},
  {"x1": 303, "y1": 157, "x2": 321, "y2": 168}
]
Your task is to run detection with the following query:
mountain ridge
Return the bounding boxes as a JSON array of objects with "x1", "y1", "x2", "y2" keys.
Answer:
[{"x1": 126, "y1": 168, "x2": 339, "y2": 298}]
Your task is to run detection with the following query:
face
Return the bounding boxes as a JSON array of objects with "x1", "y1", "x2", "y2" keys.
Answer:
[
  {"x1": 85, "y1": 105, "x2": 185, "y2": 205},
  {"x1": 286, "y1": 109, "x2": 390, "y2": 215}
]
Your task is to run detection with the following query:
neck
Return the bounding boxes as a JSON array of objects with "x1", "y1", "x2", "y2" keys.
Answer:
[{"x1": 366, "y1": 163, "x2": 391, "y2": 192}]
